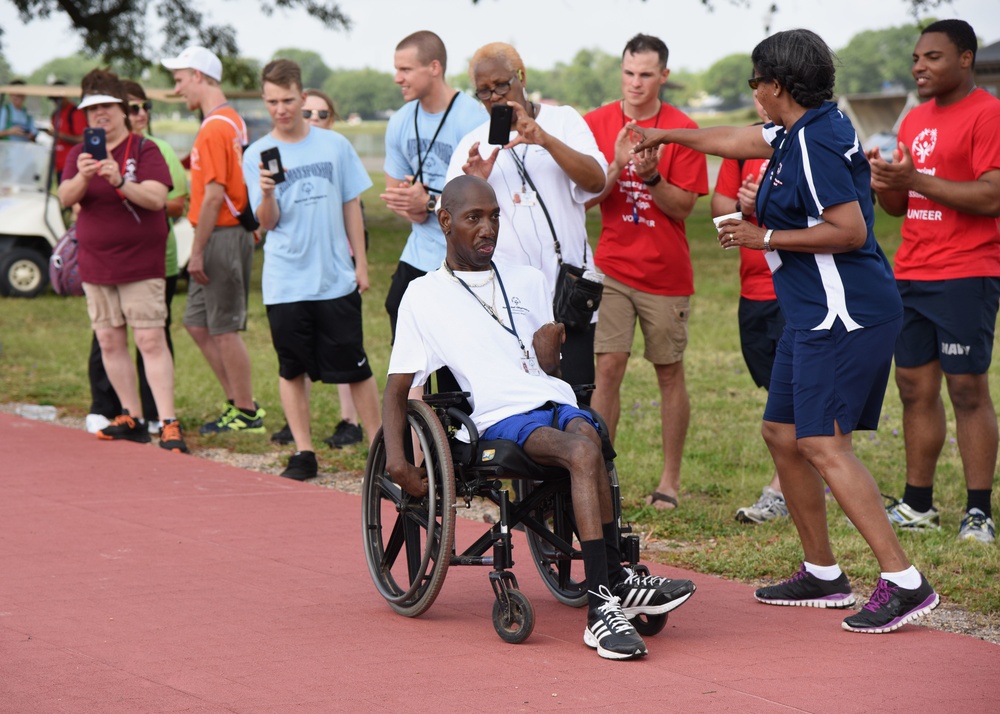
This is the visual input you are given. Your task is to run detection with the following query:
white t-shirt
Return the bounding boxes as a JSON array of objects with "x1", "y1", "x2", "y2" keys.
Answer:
[
  {"x1": 446, "y1": 104, "x2": 607, "y2": 297},
  {"x1": 388, "y1": 262, "x2": 578, "y2": 440}
]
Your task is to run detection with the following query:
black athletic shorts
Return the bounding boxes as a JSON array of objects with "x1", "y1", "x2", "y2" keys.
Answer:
[
  {"x1": 266, "y1": 292, "x2": 373, "y2": 384},
  {"x1": 738, "y1": 297, "x2": 786, "y2": 389}
]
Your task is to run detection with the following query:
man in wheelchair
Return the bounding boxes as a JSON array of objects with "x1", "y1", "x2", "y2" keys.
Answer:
[{"x1": 382, "y1": 176, "x2": 695, "y2": 660}]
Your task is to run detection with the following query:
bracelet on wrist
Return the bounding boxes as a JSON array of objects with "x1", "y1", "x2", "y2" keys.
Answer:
[
  {"x1": 763, "y1": 229, "x2": 775, "y2": 252},
  {"x1": 642, "y1": 172, "x2": 662, "y2": 187},
  {"x1": 115, "y1": 175, "x2": 126, "y2": 189}
]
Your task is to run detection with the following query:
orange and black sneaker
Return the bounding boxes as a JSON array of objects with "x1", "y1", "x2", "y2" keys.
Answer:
[
  {"x1": 158, "y1": 419, "x2": 189, "y2": 453},
  {"x1": 97, "y1": 410, "x2": 151, "y2": 443}
]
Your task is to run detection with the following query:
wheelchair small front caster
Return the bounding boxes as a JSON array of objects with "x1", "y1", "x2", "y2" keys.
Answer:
[
  {"x1": 631, "y1": 612, "x2": 668, "y2": 636},
  {"x1": 492, "y1": 589, "x2": 535, "y2": 644}
]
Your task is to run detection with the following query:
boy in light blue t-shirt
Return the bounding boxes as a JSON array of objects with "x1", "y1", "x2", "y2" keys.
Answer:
[{"x1": 243, "y1": 58, "x2": 381, "y2": 481}]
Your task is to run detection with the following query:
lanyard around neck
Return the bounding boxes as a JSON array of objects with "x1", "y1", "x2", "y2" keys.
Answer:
[
  {"x1": 413, "y1": 91, "x2": 459, "y2": 191},
  {"x1": 445, "y1": 260, "x2": 527, "y2": 356}
]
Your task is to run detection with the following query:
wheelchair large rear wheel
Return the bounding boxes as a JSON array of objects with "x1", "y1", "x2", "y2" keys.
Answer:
[
  {"x1": 518, "y1": 465, "x2": 624, "y2": 608},
  {"x1": 362, "y1": 400, "x2": 456, "y2": 617}
]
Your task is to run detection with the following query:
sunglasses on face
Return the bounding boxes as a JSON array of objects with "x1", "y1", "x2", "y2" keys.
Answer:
[
  {"x1": 748, "y1": 77, "x2": 766, "y2": 90},
  {"x1": 302, "y1": 109, "x2": 331, "y2": 120},
  {"x1": 475, "y1": 75, "x2": 518, "y2": 101},
  {"x1": 128, "y1": 101, "x2": 153, "y2": 115}
]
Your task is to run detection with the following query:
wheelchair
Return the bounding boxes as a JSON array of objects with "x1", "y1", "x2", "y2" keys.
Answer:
[{"x1": 361, "y1": 389, "x2": 670, "y2": 644}]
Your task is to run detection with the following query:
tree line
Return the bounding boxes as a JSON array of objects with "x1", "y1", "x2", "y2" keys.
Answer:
[{"x1": 1, "y1": 22, "x2": 944, "y2": 120}]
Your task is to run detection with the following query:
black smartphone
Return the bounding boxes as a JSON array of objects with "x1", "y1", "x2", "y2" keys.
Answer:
[
  {"x1": 83, "y1": 127, "x2": 107, "y2": 161},
  {"x1": 260, "y1": 146, "x2": 286, "y2": 184},
  {"x1": 488, "y1": 104, "x2": 514, "y2": 146}
]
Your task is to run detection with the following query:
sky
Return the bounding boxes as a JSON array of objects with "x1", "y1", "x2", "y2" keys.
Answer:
[{"x1": 2, "y1": 0, "x2": 999, "y2": 78}]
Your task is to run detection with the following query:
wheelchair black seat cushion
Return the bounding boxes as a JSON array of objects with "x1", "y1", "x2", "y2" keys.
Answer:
[{"x1": 450, "y1": 439, "x2": 570, "y2": 481}]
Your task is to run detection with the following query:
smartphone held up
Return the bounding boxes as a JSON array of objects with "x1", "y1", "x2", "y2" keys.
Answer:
[
  {"x1": 261, "y1": 146, "x2": 286, "y2": 184},
  {"x1": 83, "y1": 127, "x2": 107, "y2": 161},
  {"x1": 488, "y1": 104, "x2": 514, "y2": 146}
]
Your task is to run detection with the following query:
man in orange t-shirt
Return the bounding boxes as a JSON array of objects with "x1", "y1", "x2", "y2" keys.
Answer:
[{"x1": 163, "y1": 46, "x2": 265, "y2": 435}]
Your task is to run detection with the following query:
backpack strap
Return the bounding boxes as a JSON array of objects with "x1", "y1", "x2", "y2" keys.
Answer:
[{"x1": 201, "y1": 112, "x2": 249, "y2": 218}]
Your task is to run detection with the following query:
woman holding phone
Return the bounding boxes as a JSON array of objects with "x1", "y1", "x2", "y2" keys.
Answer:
[
  {"x1": 58, "y1": 68, "x2": 187, "y2": 454},
  {"x1": 445, "y1": 42, "x2": 607, "y2": 392}
]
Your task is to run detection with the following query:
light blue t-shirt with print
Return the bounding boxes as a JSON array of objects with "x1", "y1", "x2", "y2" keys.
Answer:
[
  {"x1": 245, "y1": 126, "x2": 372, "y2": 305},
  {"x1": 383, "y1": 91, "x2": 486, "y2": 271}
]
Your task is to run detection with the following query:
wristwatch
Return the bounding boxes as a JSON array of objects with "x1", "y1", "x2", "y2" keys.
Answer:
[
  {"x1": 643, "y1": 172, "x2": 662, "y2": 187},
  {"x1": 763, "y1": 229, "x2": 775, "y2": 252},
  {"x1": 426, "y1": 196, "x2": 437, "y2": 214}
]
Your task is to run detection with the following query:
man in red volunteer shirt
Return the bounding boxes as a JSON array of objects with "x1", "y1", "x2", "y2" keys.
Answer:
[
  {"x1": 584, "y1": 34, "x2": 708, "y2": 511},
  {"x1": 869, "y1": 19, "x2": 1000, "y2": 544}
]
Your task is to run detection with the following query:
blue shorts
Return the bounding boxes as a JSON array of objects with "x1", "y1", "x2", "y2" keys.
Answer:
[
  {"x1": 763, "y1": 318, "x2": 901, "y2": 438},
  {"x1": 895, "y1": 277, "x2": 1000, "y2": 375},
  {"x1": 482, "y1": 403, "x2": 599, "y2": 447}
]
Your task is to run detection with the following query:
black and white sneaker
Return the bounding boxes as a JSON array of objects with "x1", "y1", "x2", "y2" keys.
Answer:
[
  {"x1": 583, "y1": 585, "x2": 647, "y2": 660},
  {"x1": 281, "y1": 451, "x2": 318, "y2": 481},
  {"x1": 842, "y1": 574, "x2": 939, "y2": 633},
  {"x1": 613, "y1": 569, "x2": 696, "y2": 617},
  {"x1": 755, "y1": 563, "x2": 856, "y2": 608}
]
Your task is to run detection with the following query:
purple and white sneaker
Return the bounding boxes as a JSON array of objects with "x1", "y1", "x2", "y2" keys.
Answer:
[
  {"x1": 842, "y1": 575, "x2": 939, "y2": 633},
  {"x1": 755, "y1": 563, "x2": 856, "y2": 608}
]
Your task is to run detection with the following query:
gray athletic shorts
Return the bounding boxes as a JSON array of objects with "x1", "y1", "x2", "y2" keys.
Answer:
[{"x1": 183, "y1": 225, "x2": 254, "y2": 335}]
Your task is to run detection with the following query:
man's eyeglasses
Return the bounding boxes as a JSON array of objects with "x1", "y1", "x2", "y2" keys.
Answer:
[
  {"x1": 302, "y1": 109, "x2": 331, "y2": 120},
  {"x1": 475, "y1": 76, "x2": 518, "y2": 101},
  {"x1": 128, "y1": 101, "x2": 153, "y2": 115},
  {"x1": 747, "y1": 77, "x2": 766, "y2": 90}
]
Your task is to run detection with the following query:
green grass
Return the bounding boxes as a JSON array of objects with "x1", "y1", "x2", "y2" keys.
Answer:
[{"x1": 2, "y1": 173, "x2": 997, "y2": 617}]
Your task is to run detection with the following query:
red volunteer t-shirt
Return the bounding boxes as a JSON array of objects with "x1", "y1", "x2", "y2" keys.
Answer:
[
  {"x1": 584, "y1": 102, "x2": 708, "y2": 296},
  {"x1": 714, "y1": 156, "x2": 777, "y2": 301},
  {"x1": 64, "y1": 134, "x2": 172, "y2": 284},
  {"x1": 52, "y1": 102, "x2": 87, "y2": 174},
  {"x1": 893, "y1": 89, "x2": 1000, "y2": 280}
]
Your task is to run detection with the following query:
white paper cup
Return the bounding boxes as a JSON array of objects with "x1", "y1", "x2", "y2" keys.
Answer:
[{"x1": 713, "y1": 211, "x2": 742, "y2": 249}]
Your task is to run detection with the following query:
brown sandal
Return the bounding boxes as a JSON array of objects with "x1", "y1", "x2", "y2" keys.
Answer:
[{"x1": 648, "y1": 491, "x2": 678, "y2": 510}]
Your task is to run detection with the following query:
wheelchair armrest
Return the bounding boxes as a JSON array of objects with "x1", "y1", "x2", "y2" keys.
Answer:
[
  {"x1": 424, "y1": 391, "x2": 472, "y2": 409},
  {"x1": 445, "y1": 406, "x2": 481, "y2": 467},
  {"x1": 572, "y1": 383, "x2": 596, "y2": 399}
]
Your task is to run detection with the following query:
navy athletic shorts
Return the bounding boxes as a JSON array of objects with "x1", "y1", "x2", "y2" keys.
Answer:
[
  {"x1": 763, "y1": 317, "x2": 901, "y2": 438},
  {"x1": 894, "y1": 277, "x2": 1000, "y2": 375}
]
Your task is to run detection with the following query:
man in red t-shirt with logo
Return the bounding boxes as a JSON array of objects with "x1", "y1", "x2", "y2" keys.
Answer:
[
  {"x1": 162, "y1": 46, "x2": 265, "y2": 436},
  {"x1": 584, "y1": 34, "x2": 708, "y2": 511},
  {"x1": 870, "y1": 20, "x2": 1000, "y2": 544}
]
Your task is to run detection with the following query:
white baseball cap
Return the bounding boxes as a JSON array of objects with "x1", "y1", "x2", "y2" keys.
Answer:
[
  {"x1": 78, "y1": 94, "x2": 123, "y2": 109},
  {"x1": 161, "y1": 46, "x2": 223, "y2": 82}
]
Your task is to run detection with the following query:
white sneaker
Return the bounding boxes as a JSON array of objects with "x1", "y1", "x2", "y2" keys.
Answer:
[
  {"x1": 958, "y1": 508, "x2": 996, "y2": 544},
  {"x1": 85, "y1": 413, "x2": 111, "y2": 434},
  {"x1": 736, "y1": 486, "x2": 788, "y2": 524}
]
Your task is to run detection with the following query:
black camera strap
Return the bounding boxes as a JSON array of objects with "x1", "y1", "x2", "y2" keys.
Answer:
[
  {"x1": 413, "y1": 91, "x2": 460, "y2": 193},
  {"x1": 508, "y1": 147, "x2": 566, "y2": 266}
]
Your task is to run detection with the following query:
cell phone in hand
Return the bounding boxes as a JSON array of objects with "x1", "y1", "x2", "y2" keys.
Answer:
[
  {"x1": 260, "y1": 146, "x2": 286, "y2": 184},
  {"x1": 83, "y1": 127, "x2": 107, "y2": 161},
  {"x1": 488, "y1": 104, "x2": 514, "y2": 146}
]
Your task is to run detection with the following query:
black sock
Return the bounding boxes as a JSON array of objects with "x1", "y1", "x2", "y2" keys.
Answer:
[
  {"x1": 581, "y1": 539, "x2": 609, "y2": 610},
  {"x1": 237, "y1": 405, "x2": 257, "y2": 416},
  {"x1": 903, "y1": 485, "x2": 934, "y2": 513},
  {"x1": 967, "y1": 489, "x2": 993, "y2": 519},
  {"x1": 603, "y1": 522, "x2": 629, "y2": 588}
]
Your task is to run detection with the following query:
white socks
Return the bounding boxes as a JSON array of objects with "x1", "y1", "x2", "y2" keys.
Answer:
[
  {"x1": 803, "y1": 561, "x2": 843, "y2": 581},
  {"x1": 881, "y1": 566, "x2": 921, "y2": 590}
]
